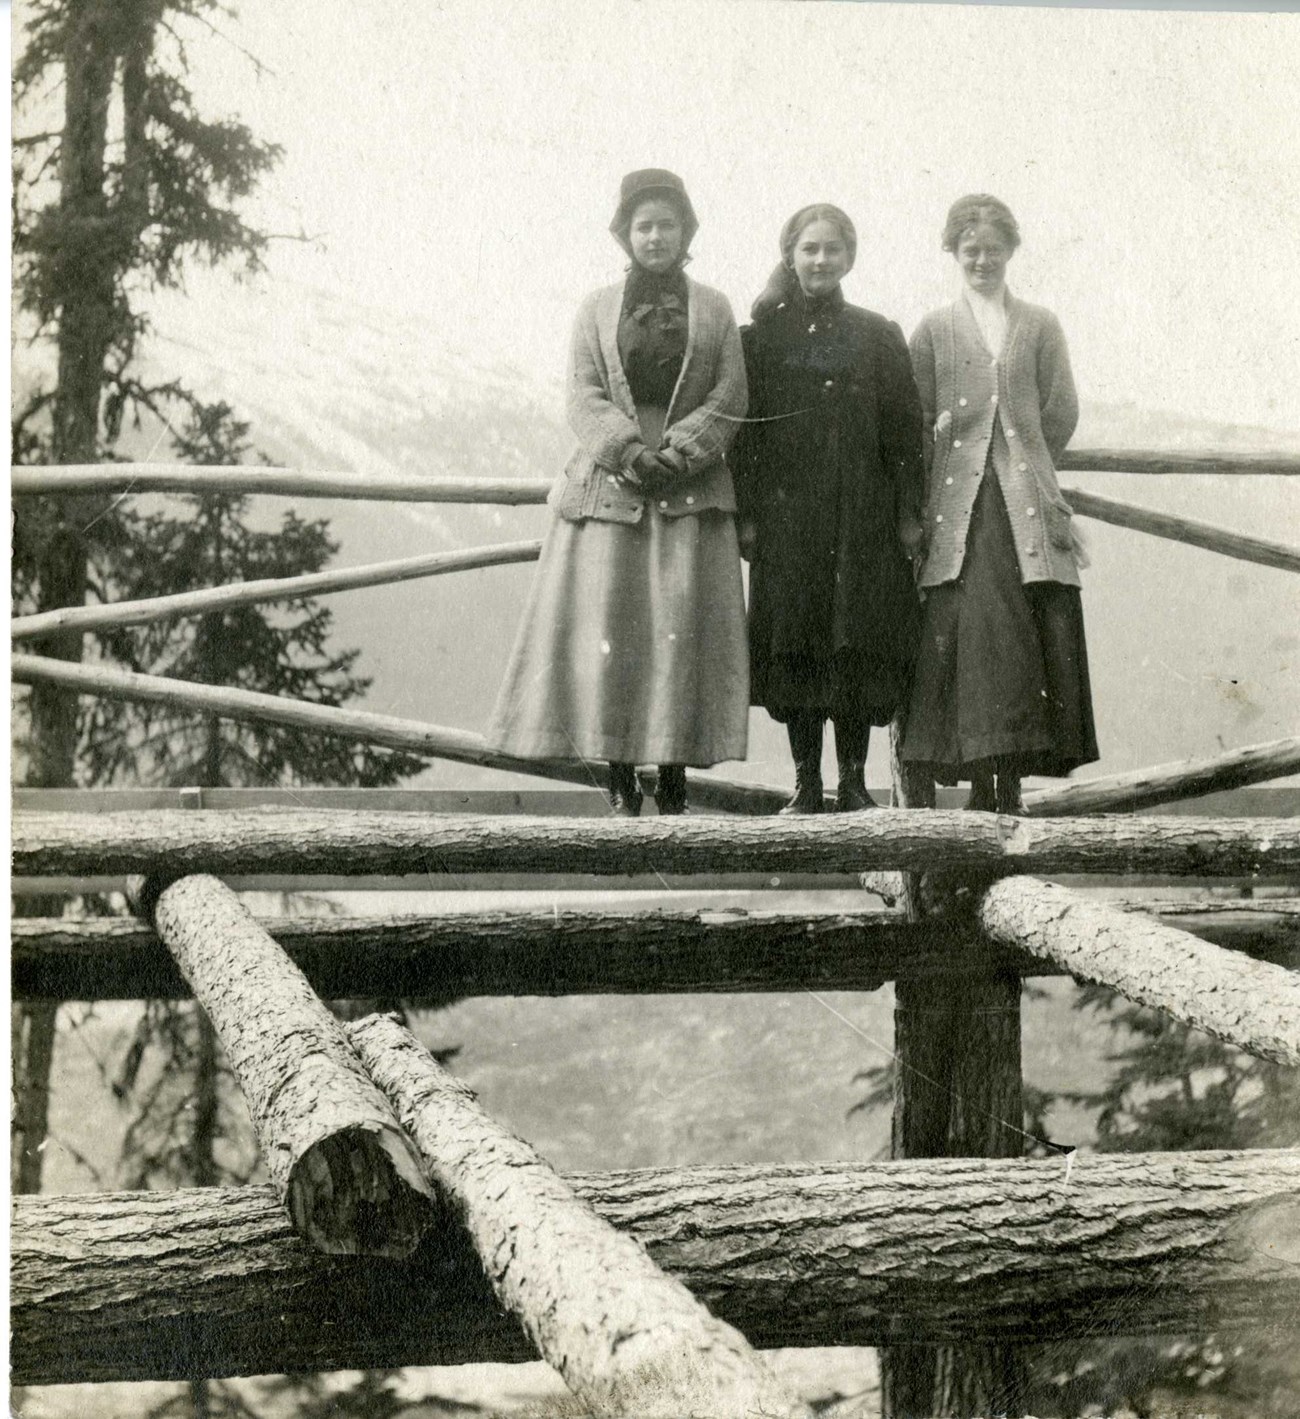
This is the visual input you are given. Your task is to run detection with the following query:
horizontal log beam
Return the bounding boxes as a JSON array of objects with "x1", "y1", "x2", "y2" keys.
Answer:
[
  {"x1": 10, "y1": 900, "x2": 1298, "y2": 1002},
  {"x1": 1025, "y1": 736, "x2": 1300, "y2": 817},
  {"x1": 141, "y1": 874, "x2": 433, "y2": 1255},
  {"x1": 9, "y1": 464, "x2": 553, "y2": 502},
  {"x1": 349, "y1": 1015, "x2": 808, "y2": 1418},
  {"x1": 12, "y1": 1149, "x2": 1298, "y2": 1386},
  {"x1": 1062, "y1": 485, "x2": 1300, "y2": 573},
  {"x1": 1056, "y1": 449, "x2": 1300, "y2": 476},
  {"x1": 14, "y1": 806, "x2": 1300, "y2": 881},
  {"x1": 9, "y1": 540, "x2": 542, "y2": 642},
  {"x1": 8, "y1": 654, "x2": 791, "y2": 816},
  {"x1": 13, "y1": 451, "x2": 1299, "y2": 503},
  {"x1": 979, "y1": 878, "x2": 1300, "y2": 1065}
]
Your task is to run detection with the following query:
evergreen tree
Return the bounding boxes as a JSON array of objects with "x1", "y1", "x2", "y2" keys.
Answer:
[{"x1": 10, "y1": 0, "x2": 283, "y2": 1196}]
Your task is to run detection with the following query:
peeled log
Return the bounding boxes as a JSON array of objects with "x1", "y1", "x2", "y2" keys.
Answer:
[
  {"x1": 979, "y1": 877, "x2": 1300, "y2": 1066},
  {"x1": 1025, "y1": 735, "x2": 1300, "y2": 817},
  {"x1": 145, "y1": 874, "x2": 432, "y2": 1255},
  {"x1": 14, "y1": 807, "x2": 1300, "y2": 881},
  {"x1": 348, "y1": 1015, "x2": 808, "y2": 1419},
  {"x1": 12, "y1": 1150, "x2": 1300, "y2": 1387}
]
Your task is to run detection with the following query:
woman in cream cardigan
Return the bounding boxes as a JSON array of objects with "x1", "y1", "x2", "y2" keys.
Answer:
[
  {"x1": 901, "y1": 194, "x2": 1098, "y2": 812},
  {"x1": 486, "y1": 170, "x2": 749, "y2": 815}
]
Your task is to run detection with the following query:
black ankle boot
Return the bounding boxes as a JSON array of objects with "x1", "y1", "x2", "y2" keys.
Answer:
[
  {"x1": 779, "y1": 713, "x2": 825, "y2": 815},
  {"x1": 995, "y1": 771, "x2": 1025, "y2": 816},
  {"x1": 833, "y1": 718, "x2": 876, "y2": 811},
  {"x1": 654, "y1": 764, "x2": 688, "y2": 815},
  {"x1": 967, "y1": 767, "x2": 996, "y2": 812},
  {"x1": 607, "y1": 762, "x2": 643, "y2": 818}
]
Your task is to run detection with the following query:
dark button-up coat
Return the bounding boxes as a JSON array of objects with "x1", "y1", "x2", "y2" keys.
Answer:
[{"x1": 733, "y1": 289, "x2": 925, "y2": 666}]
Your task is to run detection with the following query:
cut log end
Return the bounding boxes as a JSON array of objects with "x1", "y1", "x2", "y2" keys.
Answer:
[{"x1": 288, "y1": 1123, "x2": 434, "y2": 1259}]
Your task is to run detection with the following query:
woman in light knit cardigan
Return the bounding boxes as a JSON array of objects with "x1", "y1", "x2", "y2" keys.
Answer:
[
  {"x1": 486, "y1": 170, "x2": 749, "y2": 816},
  {"x1": 901, "y1": 195, "x2": 1098, "y2": 812}
]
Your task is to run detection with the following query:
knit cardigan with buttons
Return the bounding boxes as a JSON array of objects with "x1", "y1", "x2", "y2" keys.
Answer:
[
  {"x1": 911, "y1": 293, "x2": 1080, "y2": 588},
  {"x1": 550, "y1": 275, "x2": 747, "y2": 524}
]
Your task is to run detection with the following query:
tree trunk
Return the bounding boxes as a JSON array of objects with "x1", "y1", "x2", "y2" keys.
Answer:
[
  {"x1": 348, "y1": 1014, "x2": 809, "y2": 1419},
  {"x1": 15, "y1": 801, "x2": 1300, "y2": 881},
  {"x1": 12, "y1": 1149, "x2": 1298, "y2": 1386},
  {"x1": 978, "y1": 876, "x2": 1300, "y2": 1066},
  {"x1": 10, "y1": 1001, "x2": 59, "y2": 1193},
  {"x1": 137, "y1": 873, "x2": 433, "y2": 1256}
]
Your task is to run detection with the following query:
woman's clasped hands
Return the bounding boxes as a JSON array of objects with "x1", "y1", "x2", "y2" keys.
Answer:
[{"x1": 621, "y1": 445, "x2": 686, "y2": 496}]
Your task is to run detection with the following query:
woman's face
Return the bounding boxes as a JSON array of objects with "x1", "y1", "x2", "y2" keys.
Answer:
[
  {"x1": 791, "y1": 219, "x2": 851, "y2": 298},
  {"x1": 955, "y1": 222, "x2": 1013, "y2": 294},
  {"x1": 628, "y1": 200, "x2": 684, "y2": 273}
]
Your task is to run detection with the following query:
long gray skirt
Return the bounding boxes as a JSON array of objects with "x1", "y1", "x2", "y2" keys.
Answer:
[{"x1": 486, "y1": 508, "x2": 749, "y2": 767}]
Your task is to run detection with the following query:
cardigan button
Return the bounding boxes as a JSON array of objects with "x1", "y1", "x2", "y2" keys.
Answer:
[
  {"x1": 1018, "y1": 462, "x2": 1028, "y2": 472},
  {"x1": 1006, "y1": 427, "x2": 1015, "y2": 436},
  {"x1": 945, "y1": 477, "x2": 954, "y2": 486},
  {"x1": 686, "y1": 495, "x2": 695, "y2": 505},
  {"x1": 1026, "y1": 508, "x2": 1036, "y2": 517},
  {"x1": 824, "y1": 380, "x2": 834, "y2": 389},
  {"x1": 659, "y1": 500, "x2": 669, "y2": 509},
  {"x1": 953, "y1": 440, "x2": 962, "y2": 448},
  {"x1": 607, "y1": 474, "x2": 617, "y2": 484},
  {"x1": 935, "y1": 514, "x2": 944, "y2": 523},
  {"x1": 958, "y1": 397, "x2": 968, "y2": 407}
]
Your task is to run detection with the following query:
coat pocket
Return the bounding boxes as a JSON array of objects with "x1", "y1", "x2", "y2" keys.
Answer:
[{"x1": 1043, "y1": 496, "x2": 1075, "y2": 551}]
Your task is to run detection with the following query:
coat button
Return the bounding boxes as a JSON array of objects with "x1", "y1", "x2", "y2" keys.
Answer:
[
  {"x1": 1026, "y1": 507, "x2": 1036, "y2": 517},
  {"x1": 659, "y1": 500, "x2": 669, "y2": 509},
  {"x1": 945, "y1": 476, "x2": 954, "y2": 485},
  {"x1": 607, "y1": 474, "x2": 617, "y2": 483},
  {"x1": 953, "y1": 440, "x2": 962, "y2": 448},
  {"x1": 958, "y1": 397, "x2": 968, "y2": 407},
  {"x1": 935, "y1": 514, "x2": 944, "y2": 523},
  {"x1": 824, "y1": 380, "x2": 834, "y2": 389},
  {"x1": 1018, "y1": 462, "x2": 1028, "y2": 472},
  {"x1": 686, "y1": 495, "x2": 695, "y2": 505},
  {"x1": 1006, "y1": 427, "x2": 1015, "y2": 436}
]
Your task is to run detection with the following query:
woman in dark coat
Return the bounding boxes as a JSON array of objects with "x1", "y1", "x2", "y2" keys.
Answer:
[
  {"x1": 901, "y1": 194, "x2": 1098, "y2": 813},
  {"x1": 733, "y1": 204, "x2": 925, "y2": 813}
]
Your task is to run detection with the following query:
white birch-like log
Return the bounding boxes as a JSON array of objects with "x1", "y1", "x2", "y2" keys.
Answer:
[
  {"x1": 9, "y1": 540, "x2": 542, "y2": 642},
  {"x1": 15, "y1": 805, "x2": 1300, "y2": 880},
  {"x1": 1025, "y1": 736, "x2": 1300, "y2": 816},
  {"x1": 347, "y1": 1014, "x2": 809, "y2": 1419},
  {"x1": 978, "y1": 877, "x2": 1300, "y2": 1065},
  {"x1": 1062, "y1": 485, "x2": 1300, "y2": 573},
  {"x1": 12, "y1": 1150, "x2": 1300, "y2": 1386},
  {"x1": 144, "y1": 873, "x2": 433, "y2": 1255}
]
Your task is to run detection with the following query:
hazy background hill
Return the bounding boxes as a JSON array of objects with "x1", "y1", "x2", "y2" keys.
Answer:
[{"x1": 76, "y1": 275, "x2": 1296, "y2": 793}]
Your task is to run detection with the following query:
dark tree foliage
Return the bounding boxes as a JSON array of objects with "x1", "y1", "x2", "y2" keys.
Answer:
[{"x1": 79, "y1": 401, "x2": 425, "y2": 789}]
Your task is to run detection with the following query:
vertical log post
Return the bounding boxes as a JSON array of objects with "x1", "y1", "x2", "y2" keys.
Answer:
[
  {"x1": 129, "y1": 872, "x2": 433, "y2": 1256},
  {"x1": 880, "y1": 726, "x2": 1028, "y2": 1419}
]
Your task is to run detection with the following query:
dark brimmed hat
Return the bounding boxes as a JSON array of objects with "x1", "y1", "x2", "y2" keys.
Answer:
[{"x1": 610, "y1": 169, "x2": 699, "y2": 255}]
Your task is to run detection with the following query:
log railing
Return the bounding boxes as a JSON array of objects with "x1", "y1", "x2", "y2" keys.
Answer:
[{"x1": 12, "y1": 444, "x2": 1300, "y2": 1409}]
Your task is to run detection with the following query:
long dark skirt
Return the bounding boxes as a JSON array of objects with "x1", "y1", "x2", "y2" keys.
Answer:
[
  {"x1": 750, "y1": 647, "x2": 908, "y2": 727},
  {"x1": 902, "y1": 474, "x2": 1098, "y2": 782}
]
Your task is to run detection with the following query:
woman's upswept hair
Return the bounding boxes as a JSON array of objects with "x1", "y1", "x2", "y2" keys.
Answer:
[
  {"x1": 780, "y1": 203, "x2": 858, "y2": 269},
  {"x1": 942, "y1": 194, "x2": 1021, "y2": 253}
]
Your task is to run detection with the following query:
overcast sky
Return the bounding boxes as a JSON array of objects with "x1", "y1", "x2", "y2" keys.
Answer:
[{"x1": 149, "y1": 0, "x2": 1300, "y2": 433}]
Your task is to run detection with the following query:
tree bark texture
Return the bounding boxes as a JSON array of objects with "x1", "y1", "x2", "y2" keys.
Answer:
[
  {"x1": 1025, "y1": 735, "x2": 1300, "y2": 817},
  {"x1": 15, "y1": 805, "x2": 1300, "y2": 881},
  {"x1": 10, "y1": 539, "x2": 543, "y2": 642},
  {"x1": 978, "y1": 877, "x2": 1300, "y2": 1066},
  {"x1": 12, "y1": 1150, "x2": 1299, "y2": 1387},
  {"x1": 886, "y1": 971, "x2": 1028, "y2": 1419},
  {"x1": 1061, "y1": 485, "x2": 1300, "y2": 574},
  {"x1": 348, "y1": 1014, "x2": 810, "y2": 1419},
  {"x1": 8, "y1": 907, "x2": 1036, "y2": 1002},
  {"x1": 10, "y1": 1001, "x2": 59, "y2": 1193},
  {"x1": 143, "y1": 874, "x2": 433, "y2": 1255}
]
